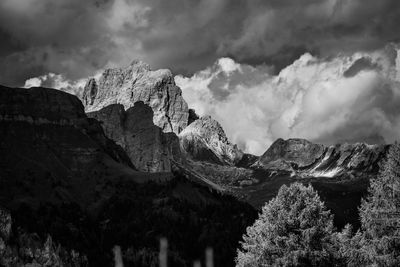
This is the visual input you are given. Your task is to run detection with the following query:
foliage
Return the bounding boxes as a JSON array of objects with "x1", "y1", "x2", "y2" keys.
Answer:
[
  {"x1": 349, "y1": 143, "x2": 400, "y2": 266},
  {"x1": 10, "y1": 176, "x2": 256, "y2": 267},
  {"x1": 236, "y1": 183, "x2": 341, "y2": 267}
]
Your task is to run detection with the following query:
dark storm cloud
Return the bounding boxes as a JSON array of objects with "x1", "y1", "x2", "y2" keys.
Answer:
[
  {"x1": 1, "y1": 0, "x2": 400, "y2": 86},
  {"x1": 343, "y1": 57, "x2": 381, "y2": 77}
]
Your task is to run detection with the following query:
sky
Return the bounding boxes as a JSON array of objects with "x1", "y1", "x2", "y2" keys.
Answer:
[
  {"x1": 2, "y1": 0, "x2": 400, "y2": 154},
  {"x1": 2, "y1": 0, "x2": 400, "y2": 86},
  {"x1": 176, "y1": 48, "x2": 400, "y2": 154}
]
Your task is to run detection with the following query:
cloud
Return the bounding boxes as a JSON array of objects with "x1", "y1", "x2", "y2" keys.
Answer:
[
  {"x1": 24, "y1": 73, "x2": 90, "y2": 97},
  {"x1": 176, "y1": 44, "x2": 400, "y2": 155},
  {"x1": 2, "y1": 0, "x2": 400, "y2": 86}
]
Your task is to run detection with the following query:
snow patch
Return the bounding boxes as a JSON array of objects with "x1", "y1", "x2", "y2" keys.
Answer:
[{"x1": 311, "y1": 167, "x2": 342, "y2": 178}]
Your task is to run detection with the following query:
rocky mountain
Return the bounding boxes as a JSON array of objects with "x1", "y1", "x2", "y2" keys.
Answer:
[
  {"x1": 82, "y1": 60, "x2": 189, "y2": 134},
  {"x1": 176, "y1": 115, "x2": 253, "y2": 194},
  {"x1": 78, "y1": 60, "x2": 388, "y2": 183},
  {"x1": 230, "y1": 138, "x2": 389, "y2": 229},
  {"x1": 0, "y1": 85, "x2": 173, "y2": 206},
  {"x1": 87, "y1": 102, "x2": 183, "y2": 172},
  {"x1": 81, "y1": 61, "x2": 192, "y2": 172},
  {"x1": 81, "y1": 62, "x2": 245, "y2": 173},
  {"x1": 75, "y1": 59, "x2": 391, "y2": 231},
  {"x1": 76, "y1": 61, "x2": 248, "y2": 182},
  {"x1": 0, "y1": 85, "x2": 256, "y2": 266},
  {"x1": 253, "y1": 138, "x2": 388, "y2": 178},
  {"x1": 186, "y1": 137, "x2": 389, "y2": 229},
  {"x1": 179, "y1": 115, "x2": 243, "y2": 166}
]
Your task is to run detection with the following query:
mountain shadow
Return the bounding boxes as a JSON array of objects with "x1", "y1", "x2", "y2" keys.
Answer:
[
  {"x1": 0, "y1": 85, "x2": 257, "y2": 266},
  {"x1": 87, "y1": 101, "x2": 184, "y2": 173}
]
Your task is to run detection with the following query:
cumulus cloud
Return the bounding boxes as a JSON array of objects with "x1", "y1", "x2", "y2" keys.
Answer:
[
  {"x1": 1, "y1": 0, "x2": 400, "y2": 86},
  {"x1": 23, "y1": 73, "x2": 89, "y2": 97},
  {"x1": 176, "y1": 45, "x2": 400, "y2": 155}
]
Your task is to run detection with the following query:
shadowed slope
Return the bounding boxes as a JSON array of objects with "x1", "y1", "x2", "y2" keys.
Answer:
[{"x1": 0, "y1": 85, "x2": 256, "y2": 266}]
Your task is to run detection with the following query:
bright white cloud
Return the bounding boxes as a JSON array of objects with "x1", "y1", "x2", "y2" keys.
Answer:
[
  {"x1": 176, "y1": 44, "x2": 400, "y2": 155},
  {"x1": 24, "y1": 72, "x2": 89, "y2": 97},
  {"x1": 24, "y1": 77, "x2": 42, "y2": 88},
  {"x1": 217, "y1": 58, "x2": 242, "y2": 74}
]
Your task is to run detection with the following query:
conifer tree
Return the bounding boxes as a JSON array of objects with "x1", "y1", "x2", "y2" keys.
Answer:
[
  {"x1": 357, "y1": 143, "x2": 400, "y2": 266},
  {"x1": 236, "y1": 183, "x2": 339, "y2": 267}
]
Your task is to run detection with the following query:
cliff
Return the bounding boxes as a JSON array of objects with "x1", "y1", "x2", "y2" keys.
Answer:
[
  {"x1": 88, "y1": 102, "x2": 183, "y2": 172},
  {"x1": 82, "y1": 61, "x2": 189, "y2": 134}
]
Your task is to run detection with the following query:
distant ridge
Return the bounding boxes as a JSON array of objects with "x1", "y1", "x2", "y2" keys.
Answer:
[{"x1": 254, "y1": 138, "x2": 388, "y2": 178}]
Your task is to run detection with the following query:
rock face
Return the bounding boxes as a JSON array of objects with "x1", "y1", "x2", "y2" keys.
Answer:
[
  {"x1": 82, "y1": 61, "x2": 189, "y2": 134},
  {"x1": 254, "y1": 138, "x2": 388, "y2": 177},
  {"x1": 179, "y1": 116, "x2": 243, "y2": 165},
  {"x1": 0, "y1": 85, "x2": 133, "y2": 168},
  {"x1": 88, "y1": 102, "x2": 183, "y2": 172},
  {"x1": 256, "y1": 138, "x2": 325, "y2": 169},
  {"x1": 0, "y1": 85, "x2": 161, "y2": 208}
]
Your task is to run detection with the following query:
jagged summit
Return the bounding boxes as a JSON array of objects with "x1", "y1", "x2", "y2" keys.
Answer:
[
  {"x1": 179, "y1": 115, "x2": 243, "y2": 165},
  {"x1": 82, "y1": 60, "x2": 189, "y2": 134},
  {"x1": 256, "y1": 138, "x2": 325, "y2": 168},
  {"x1": 254, "y1": 138, "x2": 388, "y2": 177},
  {"x1": 181, "y1": 115, "x2": 226, "y2": 138}
]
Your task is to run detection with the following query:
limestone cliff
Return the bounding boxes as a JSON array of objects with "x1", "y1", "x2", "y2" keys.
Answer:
[
  {"x1": 82, "y1": 61, "x2": 189, "y2": 134},
  {"x1": 88, "y1": 102, "x2": 183, "y2": 172}
]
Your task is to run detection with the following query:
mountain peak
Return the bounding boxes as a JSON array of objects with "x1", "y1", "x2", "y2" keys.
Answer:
[
  {"x1": 257, "y1": 138, "x2": 325, "y2": 169},
  {"x1": 81, "y1": 60, "x2": 189, "y2": 134},
  {"x1": 179, "y1": 116, "x2": 243, "y2": 165},
  {"x1": 129, "y1": 59, "x2": 151, "y2": 70},
  {"x1": 180, "y1": 116, "x2": 228, "y2": 144}
]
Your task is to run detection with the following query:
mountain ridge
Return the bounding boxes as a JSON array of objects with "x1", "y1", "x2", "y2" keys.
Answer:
[
  {"x1": 69, "y1": 60, "x2": 390, "y2": 191},
  {"x1": 253, "y1": 138, "x2": 388, "y2": 178}
]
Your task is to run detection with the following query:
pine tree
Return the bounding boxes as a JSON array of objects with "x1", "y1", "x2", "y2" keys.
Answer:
[
  {"x1": 236, "y1": 183, "x2": 340, "y2": 267},
  {"x1": 357, "y1": 143, "x2": 400, "y2": 266},
  {"x1": 336, "y1": 224, "x2": 366, "y2": 267}
]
